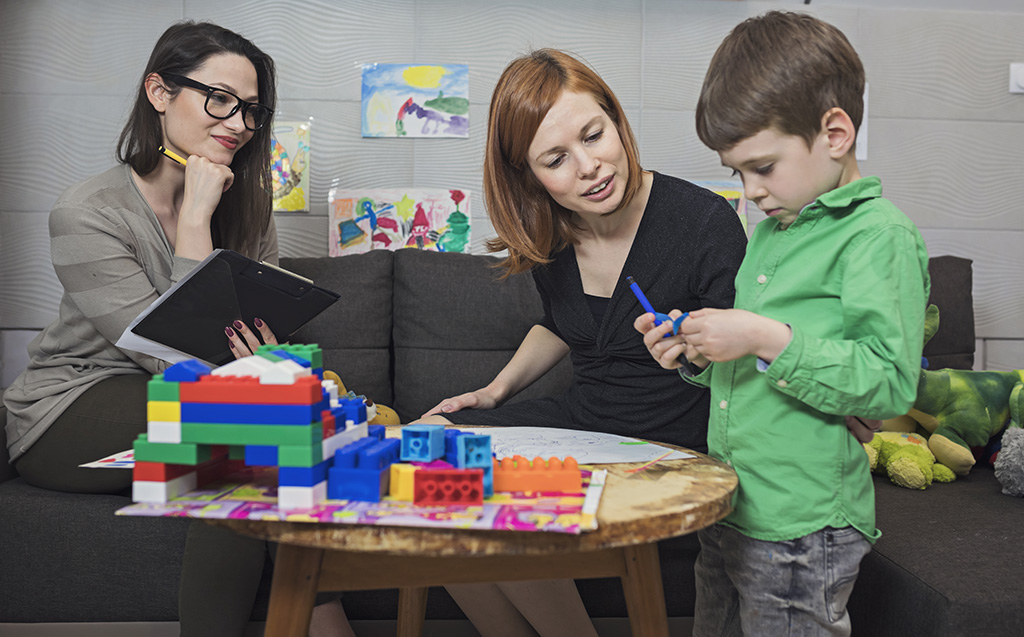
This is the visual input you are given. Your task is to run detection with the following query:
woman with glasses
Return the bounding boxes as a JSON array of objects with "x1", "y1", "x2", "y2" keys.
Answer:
[{"x1": 2, "y1": 20, "x2": 353, "y2": 637}]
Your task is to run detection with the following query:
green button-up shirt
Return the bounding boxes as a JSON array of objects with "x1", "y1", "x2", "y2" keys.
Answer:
[{"x1": 687, "y1": 177, "x2": 929, "y2": 542}]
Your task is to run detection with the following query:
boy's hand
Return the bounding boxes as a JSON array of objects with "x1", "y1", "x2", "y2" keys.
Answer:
[
  {"x1": 679, "y1": 308, "x2": 791, "y2": 363},
  {"x1": 634, "y1": 309, "x2": 693, "y2": 370},
  {"x1": 845, "y1": 416, "x2": 883, "y2": 444}
]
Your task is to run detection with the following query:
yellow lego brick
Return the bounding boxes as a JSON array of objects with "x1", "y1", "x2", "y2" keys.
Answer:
[
  {"x1": 147, "y1": 401, "x2": 180, "y2": 422},
  {"x1": 389, "y1": 463, "x2": 417, "y2": 501}
]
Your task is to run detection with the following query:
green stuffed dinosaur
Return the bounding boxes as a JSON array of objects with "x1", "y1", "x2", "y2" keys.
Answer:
[{"x1": 882, "y1": 304, "x2": 1023, "y2": 476}]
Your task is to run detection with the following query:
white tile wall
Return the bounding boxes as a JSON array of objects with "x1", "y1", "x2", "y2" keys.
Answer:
[{"x1": 3, "y1": 0, "x2": 1024, "y2": 386}]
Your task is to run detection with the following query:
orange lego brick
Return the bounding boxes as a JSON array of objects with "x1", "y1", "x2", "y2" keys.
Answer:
[
  {"x1": 178, "y1": 374, "x2": 322, "y2": 405},
  {"x1": 492, "y1": 455, "x2": 582, "y2": 494}
]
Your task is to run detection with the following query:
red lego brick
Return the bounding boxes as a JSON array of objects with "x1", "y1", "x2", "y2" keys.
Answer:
[
  {"x1": 492, "y1": 455, "x2": 582, "y2": 494},
  {"x1": 321, "y1": 411, "x2": 336, "y2": 438},
  {"x1": 413, "y1": 469, "x2": 484, "y2": 506},
  {"x1": 178, "y1": 374, "x2": 322, "y2": 405},
  {"x1": 133, "y1": 461, "x2": 195, "y2": 482}
]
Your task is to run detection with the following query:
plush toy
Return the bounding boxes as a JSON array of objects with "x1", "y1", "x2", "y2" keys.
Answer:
[
  {"x1": 865, "y1": 431, "x2": 956, "y2": 490},
  {"x1": 323, "y1": 370, "x2": 400, "y2": 425},
  {"x1": 883, "y1": 368, "x2": 1024, "y2": 476},
  {"x1": 994, "y1": 383, "x2": 1024, "y2": 496}
]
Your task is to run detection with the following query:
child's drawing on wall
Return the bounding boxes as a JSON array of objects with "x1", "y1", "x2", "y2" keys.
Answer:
[
  {"x1": 361, "y1": 63, "x2": 469, "y2": 138},
  {"x1": 270, "y1": 120, "x2": 311, "y2": 212},
  {"x1": 329, "y1": 188, "x2": 471, "y2": 256}
]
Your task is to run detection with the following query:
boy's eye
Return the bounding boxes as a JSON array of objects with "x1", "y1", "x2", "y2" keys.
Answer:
[{"x1": 755, "y1": 164, "x2": 774, "y2": 176}]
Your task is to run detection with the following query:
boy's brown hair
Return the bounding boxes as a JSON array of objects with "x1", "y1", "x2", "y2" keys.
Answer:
[
  {"x1": 483, "y1": 49, "x2": 643, "y2": 275},
  {"x1": 696, "y1": 11, "x2": 865, "y2": 152}
]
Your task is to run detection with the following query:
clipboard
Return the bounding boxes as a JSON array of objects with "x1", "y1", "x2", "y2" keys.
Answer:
[{"x1": 117, "y1": 249, "x2": 339, "y2": 367}]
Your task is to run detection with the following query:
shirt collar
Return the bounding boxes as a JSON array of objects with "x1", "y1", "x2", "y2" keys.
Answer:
[{"x1": 813, "y1": 176, "x2": 882, "y2": 211}]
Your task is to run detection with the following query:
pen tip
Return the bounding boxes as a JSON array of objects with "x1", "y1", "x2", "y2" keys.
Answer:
[{"x1": 626, "y1": 276, "x2": 635, "y2": 284}]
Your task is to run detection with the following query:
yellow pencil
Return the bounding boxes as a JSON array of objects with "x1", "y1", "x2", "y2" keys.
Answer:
[{"x1": 158, "y1": 145, "x2": 187, "y2": 165}]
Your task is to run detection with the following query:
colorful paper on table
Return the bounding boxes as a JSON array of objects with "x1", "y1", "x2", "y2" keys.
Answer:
[
  {"x1": 270, "y1": 120, "x2": 311, "y2": 212},
  {"x1": 692, "y1": 180, "x2": 748, "y2": 234},
  {"x1": 115, "y1": 465, "x2": 601, "y2": 534},
  {"x1": 79, "y1": 449, "x2": 135, "y2": 469},
  {"x1": 328, "y1": 187, "x2": 470, "y2": 255},
  {"x1": 361, "y1": 63, "x2": 468, "y2": 138},
  {"x1": 456, "y1": 427, "x2": 693, "y2": 464}
]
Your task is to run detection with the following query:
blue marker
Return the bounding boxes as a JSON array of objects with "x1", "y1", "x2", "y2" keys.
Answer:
[{"x1": 626, "y1": 276, "x2": 688, "y2": 335}]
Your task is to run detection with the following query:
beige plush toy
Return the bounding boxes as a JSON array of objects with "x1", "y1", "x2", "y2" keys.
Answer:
[
  {"x1": 865, "y1": 431, "x2": 956, "y2": 490},
  {"x1": 322, "y1": 370, "x2": 400, "y2": 425}
]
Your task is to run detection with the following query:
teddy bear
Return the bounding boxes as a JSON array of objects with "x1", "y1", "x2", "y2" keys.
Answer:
[{"x1": 864, "y1": 431, "x2": 956, "y2": 490}]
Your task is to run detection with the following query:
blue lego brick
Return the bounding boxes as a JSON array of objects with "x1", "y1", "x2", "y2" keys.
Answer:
[
  {"x1": 367, "y1": 424, "x2": 385, "y2": 441},
  {"x1": 245, "y1": 444, "x2": 278, "y2": 466},
  {"x1": 327, "y1": 466, "x2": 388, "y2": 501},
  {"x1": 333, "y1": 438, "x2": 378, "y2": 468},
  {"x1": 482, "y1": 462, "x2": 493, "y2": 498},
  {"x1": 457, "y1": 434, "x2": 492, "y2": 469},
  {"x1": 181, "y1": 399, "x2": 329, "y2": 425},
  {"x1": 164, "y1": 359, "x2": 212, "y2": 382},
  {"x1": 271, "y1": 350, "x2": 312, "y2": 368},
  {"x1": 444, "y1": 430, "x2": 465, "y2": 465},
  {"x1": 312, "y1": 367, "x2": 323, "y2": 379},
  {"x1": 400, "y1": 425, "x2": 445, "y2": 462},
  {"x1": 360, "y1": 438, "x2": 400, "y2": 471},
  {"x1": 336, "y1": 397, "x2": 367, "y2": 425},
  {"x1": 279, "y1": 459, "x2": 330, "y2": 487}
]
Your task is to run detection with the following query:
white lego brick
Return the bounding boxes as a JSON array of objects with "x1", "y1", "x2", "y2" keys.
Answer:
[
  {"x1": 277, "y1": 481, "x2": 327, "y2": 511},
  {"x1": 322, "y1": 422, "x2": 369, "y2": 459},
  {"x1": 147, "y1": 420, "x2": 182, "y2": 444},
  {"x1": 321, "y1": 379, "x2": 339, "y2": 402},
  {"x1": 132, "y1": 472, "x2": 197, "y2": 503},
  {"x1": 212, "y1": 355, "x2": 275, "y2": 378},
  {"x1": 365, "y1": 402, "x2": 377, "y2": 422},
  {"x1": 259, "y1": 359, "x2": 310, "y2": 385}
]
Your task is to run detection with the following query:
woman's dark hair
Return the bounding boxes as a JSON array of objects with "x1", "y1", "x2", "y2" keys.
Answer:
[{"x1": 117, "y1": 21, "x2": 277, "y2": 256}]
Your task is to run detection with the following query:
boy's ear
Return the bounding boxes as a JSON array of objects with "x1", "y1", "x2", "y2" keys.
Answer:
[
  {"x1": 821, "y1": 107, "x2": 857, "y2": 159},
  {"x1": 144, "y1": 73, "x2": 171, "y2": 114}
]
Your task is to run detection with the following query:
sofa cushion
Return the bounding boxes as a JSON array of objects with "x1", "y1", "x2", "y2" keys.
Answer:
[
  {"x1": 0, "y1": 478, "x2": 189, "y2": 622},
  {"x1": 282, "y1": 251, "x2": 394, "y2": 407},
  {"x1": 924, "y1": 256, "x2": 975, "y2": 370},
  {"x1": 391, "y1": 249, "x2": 571, "y2": 422},
  {"x1": 848, "y1": 467, "x2": 1024, "y2": 636}
]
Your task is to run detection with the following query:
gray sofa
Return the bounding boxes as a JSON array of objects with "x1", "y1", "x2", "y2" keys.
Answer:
[{"x1": 2, "y1": 249, "x2": 1021, "y2": 635}]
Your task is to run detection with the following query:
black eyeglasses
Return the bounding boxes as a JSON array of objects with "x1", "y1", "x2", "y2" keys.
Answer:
[{"x1": 161, "y1": 72, "x2": 273, "y2": 131}]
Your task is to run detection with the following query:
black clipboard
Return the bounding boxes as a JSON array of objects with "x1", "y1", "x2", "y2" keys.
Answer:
[{"x1": 128, "y1": 250, "x2": 339, "y2": 367}]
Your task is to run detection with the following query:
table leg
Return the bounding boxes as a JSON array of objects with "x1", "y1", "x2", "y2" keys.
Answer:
[
  {"x1": 397, "y1": 586, "x2": 429, "y2": 637},
  {"x1": 620, "y1": 543, "x2": 670, "y2": 637},
  {"x1": 265, "y1": 544, "x2": 325, "y2": 637}
]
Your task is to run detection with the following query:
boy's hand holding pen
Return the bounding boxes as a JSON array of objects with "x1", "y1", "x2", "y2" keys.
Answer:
[{"x1": 628, "y1": 276, "x2": 702, "y2": 372}]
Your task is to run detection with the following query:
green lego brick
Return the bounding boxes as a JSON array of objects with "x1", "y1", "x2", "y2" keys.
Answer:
[
  {"x1": 278, "y1": 443, "x2": 323, "y2": 467},
  {"x1": 147, "y1": 375, "x2": 180, "y2": 401},
  {"x1": 228, "y1": 444, "x2": 247, "y2": 460},
  {"x1": 255, "y1": 350, "x2": 284, "y2": 362},
  {"x1": 256, "y1": 343, "x2": 323, "y2": 369},
  {"x1": 180, "y1": 422, "x2": 323, "y2": 446},
  {"x1": 133, "y1": 433, "x2": 210, "y2": 465}
]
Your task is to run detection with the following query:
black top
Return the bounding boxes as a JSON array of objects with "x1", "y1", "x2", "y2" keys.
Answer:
[
  {"x1": 583, "y1": 294, "x2": 610, "y2": 325},
  {"x1": 447, "y1": 172, "x2": 748, "y2": 451}
]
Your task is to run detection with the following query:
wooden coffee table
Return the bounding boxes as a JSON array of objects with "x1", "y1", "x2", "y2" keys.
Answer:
[{"x1": 213, "y1": 439, "x2": 736, "y2": 637}]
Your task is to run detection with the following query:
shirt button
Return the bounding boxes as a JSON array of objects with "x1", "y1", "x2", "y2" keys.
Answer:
[
  {"x1": 719, "y1": 400, "x2": 728, "y2": 409},
  {"x1": 777, "y1": 379, "x2": 788, "y2": 388},
  {"x1": 757, "y1": 274, "x2": 767, "y2": 284}
]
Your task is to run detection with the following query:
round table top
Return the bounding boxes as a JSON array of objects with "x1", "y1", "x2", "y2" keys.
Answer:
[{"x1": 213, "y1": 438, "x2": 737, "y2": 558}]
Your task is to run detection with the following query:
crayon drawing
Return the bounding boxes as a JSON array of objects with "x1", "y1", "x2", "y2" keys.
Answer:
[
  {"x1": 693, "y1": 180, "x2": 748, "y2": 233},
  {"x1": 361, "y1": 64, "x2": 469, "y2": 138},
  {"x1": 329, "y1": 188, "x2": 470, "y2": 256},
  {"x1": 270, "y1": 120, "x2": 311, "y2": 212}
]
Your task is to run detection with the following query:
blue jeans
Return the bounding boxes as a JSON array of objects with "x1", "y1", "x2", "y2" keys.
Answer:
[{"x1": 693, "y1": 524, "x2": 871, "y2": 637}]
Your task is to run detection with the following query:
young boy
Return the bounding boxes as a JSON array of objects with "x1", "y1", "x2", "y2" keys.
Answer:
[{"x1": 635, "y1": 11, "x2": 929, "y2": 636}]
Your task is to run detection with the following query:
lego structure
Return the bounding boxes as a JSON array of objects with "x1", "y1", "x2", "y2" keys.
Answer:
[{"x1": 132, "y1": 345, "x2": 583, "y2": 511}]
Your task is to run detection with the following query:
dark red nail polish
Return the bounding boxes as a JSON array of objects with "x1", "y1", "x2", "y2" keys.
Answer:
[
  {"x1": 229, "y1": 341, "x2": 235, "y2": 348},
  {"x1": 233, "y1": 320, "x2": 244, "y2": 330},
  {"x1": 225, "y1": 327, "x2": 234, "y2": 336},
  {"x1": 254, "y1": 317, "x2": 263, "y2": 327}
]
